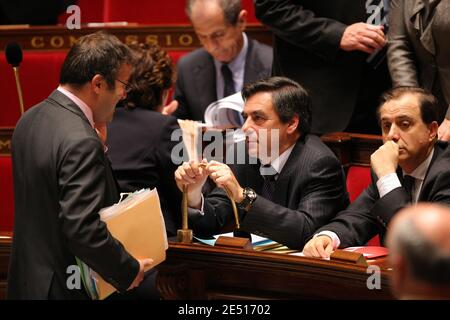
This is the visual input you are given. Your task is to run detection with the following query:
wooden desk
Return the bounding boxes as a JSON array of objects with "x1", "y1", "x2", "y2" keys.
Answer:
[
  {"x1": 0, "y1": 133, "x2": 384, "y2": 299},
  {"x1": 157, "y1": 241, "x2": 394, "y2": 300}
]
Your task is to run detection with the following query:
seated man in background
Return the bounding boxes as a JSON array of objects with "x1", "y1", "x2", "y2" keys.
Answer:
[
  {"x1": 387, "y1": 203, "x2": 450, "y2": 300},
  {"x1": 107, "y1": 43, "x2": 182, "y2": 238},
  {"x1": 175, "y1": 77, "x2": 349, "y2": 250},
  {"x1": 303, "y1": 87, "x2": 450, "y2": 258},
  {"x1": 173, "y1": 0, "x2": 272, "y2": 121}
]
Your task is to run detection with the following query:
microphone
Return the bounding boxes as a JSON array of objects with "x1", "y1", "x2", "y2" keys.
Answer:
[
  {"x1": 5, "y1": 42, "x2": 23, "y2": 67},
  {"x1": 5, "y1": 42, "x2": 25, "y2": 115}
]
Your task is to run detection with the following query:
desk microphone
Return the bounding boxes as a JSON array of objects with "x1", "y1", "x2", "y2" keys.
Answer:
[{"x1": 5, "y1": 42, "x2": 25, "y2": 115}]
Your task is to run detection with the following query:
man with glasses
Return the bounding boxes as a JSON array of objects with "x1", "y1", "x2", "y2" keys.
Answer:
[
  {"x1": 116, "y1": 78, "x2": 131, "y2": 93},
  {"x1": 8, "y1": 31, "x2": 152, "y2": 299},
  {"x1": 173, "y1": 0, "x2": 273, "y2": 122}
]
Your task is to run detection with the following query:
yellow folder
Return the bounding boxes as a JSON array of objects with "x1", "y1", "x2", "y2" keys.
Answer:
[{"x1": 92, "y1": 189, "x2": 168, "y2": 300}]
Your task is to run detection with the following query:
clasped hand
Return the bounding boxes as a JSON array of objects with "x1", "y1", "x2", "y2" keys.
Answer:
[
  {"x1": 174, "y1": 160, "x2": 244, "y2": 205},
  {"x1": 370, "y1": 140, "x2": 399, "y2": 178}
]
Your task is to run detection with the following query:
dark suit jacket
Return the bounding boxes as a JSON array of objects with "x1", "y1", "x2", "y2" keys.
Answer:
[
  {"x1": 255, "y1": 0, "x2": 391, "y2": 134},
  {"x1": 316, "y1": 141, "x2": 450, "y2": 247},
  {"x1": 107, "y1": 107, "x2": 182, "y2": 237},
  {"x1": 8, "y1": 90, "x2": 139, "y2": 299},
  {"x1": 191, "y1": 135, "x2": 349, "y2": 249},
  {"x1": 388, "y1": 0, "x2": 450, "y2": 122},
  {"x1": 173, "y1": 36, "x2": 273, "y2": 121}
]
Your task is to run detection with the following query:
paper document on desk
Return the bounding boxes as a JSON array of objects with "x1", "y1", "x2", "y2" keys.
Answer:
[
  {"x1": 343, "y1": 246, "x2": 388, "y2": 259},
  {"x1": 203, "y1": 92, "x2": 244, "y2": 128},
  {"x1": 195, "y1": 232, "x2": 281, "y2": 249},
  {"x1": 77, "y1": 188, "x2": 168, "y2": 300}
]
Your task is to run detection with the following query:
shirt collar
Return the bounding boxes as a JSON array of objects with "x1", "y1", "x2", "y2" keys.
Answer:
[
  {"x1": 403, "y1": 148, "x2": 434, "y2": 181},
  {"x1": 259, "y1": 144, "x2": 295, "y2": 176},
  {"x1": 57, "y1": 86, "x2": 94, "y2": 128},
  {"x1": 213, "y1": 32, "x2": 248, "y2": 74}
]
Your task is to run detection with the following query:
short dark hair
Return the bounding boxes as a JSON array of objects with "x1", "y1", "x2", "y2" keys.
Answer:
[
  {"x1": 186, "y1": 0, "x2": 241, "y2": 25},
  {"x1": 60, "y1": 31, "x2": 132, "y2": 89},
  {"x1": 242, "y1": 77, "x2": 312, "y2": 136},
  {"x1": 120, "y1": 43, "x2": 175, "y2": 110},
  {"x1": 378, "y1": 87, "x2": 439, "y2": 124}
]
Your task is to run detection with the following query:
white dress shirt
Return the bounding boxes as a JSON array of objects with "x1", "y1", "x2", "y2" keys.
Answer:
[{"x1": 317, "y1": 148, "x2": 435, "y2": 249}]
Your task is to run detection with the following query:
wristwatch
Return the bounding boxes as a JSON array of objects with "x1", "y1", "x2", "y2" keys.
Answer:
[{"x1": 237, "y1": 187, "x2": 257, "y2": 211}]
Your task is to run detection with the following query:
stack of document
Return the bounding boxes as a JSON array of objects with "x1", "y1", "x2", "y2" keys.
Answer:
[
  {"x1": 203, "y1": 92, "x2": 244, "y2": 128},
  {"x1": 77, "y1": 188, "x2": 168, "y2": 300}
]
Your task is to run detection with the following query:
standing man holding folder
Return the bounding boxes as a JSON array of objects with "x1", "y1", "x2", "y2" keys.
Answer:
[{"x1": 8, "y1": 31, "x2": 152, "y2": 299}]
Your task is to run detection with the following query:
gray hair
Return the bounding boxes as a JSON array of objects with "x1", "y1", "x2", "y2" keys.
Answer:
[
  {"x1": 186, "y1": 0, "x2": 242, "y2": 25},
  {"x1": 390, "y1": 216, "x2": 450, "y2": 285}
]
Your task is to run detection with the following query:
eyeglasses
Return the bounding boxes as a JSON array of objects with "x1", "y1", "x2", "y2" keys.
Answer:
[{"x1": 116, "y1": 78, "x2": 132, "y2": 93}]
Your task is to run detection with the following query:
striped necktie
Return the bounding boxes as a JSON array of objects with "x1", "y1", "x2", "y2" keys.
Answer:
[{"x1": 261, "y1": 165, "x2": 277, "y2": 202}]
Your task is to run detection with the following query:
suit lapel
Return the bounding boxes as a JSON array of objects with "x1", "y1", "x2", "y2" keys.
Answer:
[
  {"x1": 245, "y1": 161, "x2": 263, "y2": 194},
  {"x1": 410, "y1": 0, "x2": 441, "y2": 55},
  {"x1": 194, "y1": 54, "x2": 217, "y2": 109},
  {"x1": 243, "y1": 39, "x2": 266, "y2": 85},
  {"x1": 47, "y1": 90, "x2": 95, "y2": 130},
  {"x1": 273, "y1": 139, "x2": 304, "y2": 205},
  {"x1": 418, "y1": 142, "x2": 443, "y2": 201}
]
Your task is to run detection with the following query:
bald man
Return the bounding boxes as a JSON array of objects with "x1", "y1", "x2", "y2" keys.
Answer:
[{"x1": 387, "y1": 203, "x2": 450, "y2": 300}]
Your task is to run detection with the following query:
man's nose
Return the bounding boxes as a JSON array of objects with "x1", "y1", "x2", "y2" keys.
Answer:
[
  {"x1": 242, "y1": 117, "x2": 251, "y2": 132},
  {"x1": 203, "y1": 38, "x2": 219, "y2": 53},
  {"x1": 387, "y1": 124, "x2": 400, "y2": 142}
]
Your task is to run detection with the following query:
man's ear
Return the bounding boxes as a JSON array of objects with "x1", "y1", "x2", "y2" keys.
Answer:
[
  {"x1": 237, "y1": 10, "x2": 247, "y2": 31},
  {"x1": 287, "y1": 114, "x2": 299, "y2": 135},
  {"x1": 91, "y1": 74, "x2": 103, "y2": 94},
  {"x1": 391, "y1": 255, "x2": 408, "y2": 299},
  {"x1": 429, "y1": 121, "x2": 439, "y2": 142}
]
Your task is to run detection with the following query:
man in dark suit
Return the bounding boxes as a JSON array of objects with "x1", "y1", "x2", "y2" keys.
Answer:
[
  {"x1": 175, "y1": 77, "x2": 349, "y2": 249},
  {"x1": 387, "y1": 203, "x2": 450, "y2": 299},
  {"x1": 254, "y1": 0, "x2": 391, "y2": 134},
  {"x1": 303, "y1": 87, "x2": 450, "y2": 258},
  {"x1": 173, "y1": 0, "x2": 272, "y2": 122},
  {"x1": 8, "y1": 32, "x2": 152, "y2": 299}
]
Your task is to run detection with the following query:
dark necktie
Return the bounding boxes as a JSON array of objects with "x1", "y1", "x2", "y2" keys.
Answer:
[
  {"x1": 403, "y1": 175, "x2": 416, "y2": 203},
  {"x1": 261, "y1": 165, "x2": 277, "y2": 202},
  {"x1": 221, "y1": 63, "x2": 243, "y2": 126},
  {"x1": 221, "y1": 63, "x2": 235, "y2": 98}
]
